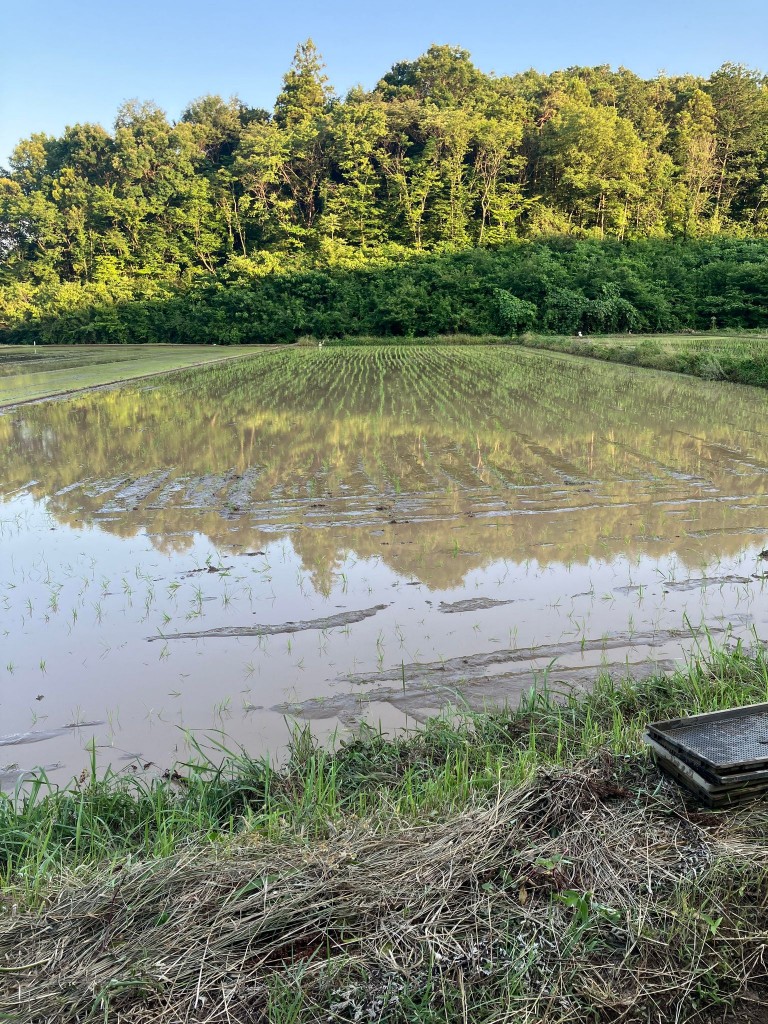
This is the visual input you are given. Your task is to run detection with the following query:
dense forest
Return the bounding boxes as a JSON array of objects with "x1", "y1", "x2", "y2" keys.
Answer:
[{"x1": 1, "y1": 43, "x2": 767, "y2": 342}]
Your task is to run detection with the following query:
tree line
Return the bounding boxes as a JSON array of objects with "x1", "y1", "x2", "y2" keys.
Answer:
[{"x1": 1, "y1": 42, "x2": 766, "y2": 342}]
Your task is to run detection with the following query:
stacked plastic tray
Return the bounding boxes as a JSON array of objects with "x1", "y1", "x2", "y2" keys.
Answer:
[{"x1": 645, "y1": 703, "x2": 768, "y2": 806}]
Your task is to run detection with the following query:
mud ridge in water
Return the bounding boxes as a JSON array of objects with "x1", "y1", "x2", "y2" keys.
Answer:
[
  {"x1": 148, "y1": 604, "x2": 390, "y2": 641},
  {"x1": 438, "y1": 597, "x2": 517, "y2": 613},
  {"x1": 661, "y1": 575, "x2": 753, "y2": 592},
  {"x1": 614, "y1": 574, "x2": 754, "y2": 595},
  {"x1": 341, "y1": 627, "x2": 721, "y2": 689},
  {"x1": 0, "y1": 723, "x2": 105, "y2": 747},
  {"x1": 274, "y1": 659, "x2": 677, "y2": 725},
  {"x1": 0, "y1": 765, "x2": 60, "y2": 788},
  {"x1": 183, "y1": 565, "x2": 234, "y2": 577}
]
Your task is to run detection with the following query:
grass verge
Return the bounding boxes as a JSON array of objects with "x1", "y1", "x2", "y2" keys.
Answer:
[
  {"x1": 507, "y1": 330, "x2": 768, "y2": 388},
  {"x1": 2, "y1": 643, "x2": 768, "y2": 1021}
]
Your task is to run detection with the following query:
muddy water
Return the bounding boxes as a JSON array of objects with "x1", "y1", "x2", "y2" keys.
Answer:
[{"x1": 1, "y1": 347, "x2": 767, "y2": 786}]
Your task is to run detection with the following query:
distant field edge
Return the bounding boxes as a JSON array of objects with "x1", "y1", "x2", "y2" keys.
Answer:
[
  {"x1": 316, "y1": 331, "x2": 768, "y2": 388},
  {"x1": 0, "y1": 345, "x2": 274, "y2": 409},
  {"x1": 3, "y1": 334, "x2": 767, "y2": 404},
  {"x1": 507, "y1": 331, "x2": 768, "y2": 388}
]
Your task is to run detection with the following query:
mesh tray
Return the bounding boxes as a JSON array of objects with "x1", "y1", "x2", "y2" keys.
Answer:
[
  {"x1": 645, "y1": 735, "x2": 768, "y2": 807},
  {"x1": 652, "y1": 738, "x2": 768, "y2": 786},
  {"x1": 648, "y1": 702, "x2": 768, "y2": 775}
]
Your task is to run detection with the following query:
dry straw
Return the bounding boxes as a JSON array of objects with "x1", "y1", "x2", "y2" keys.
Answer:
[{"x1": 3, "y1": 756, "x2": 768, "y2": 1022}]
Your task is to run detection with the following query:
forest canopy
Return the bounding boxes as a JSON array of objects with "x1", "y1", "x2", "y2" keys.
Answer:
[{"x1": 1, "y1": 42, "x2": 767, "y2": 342}]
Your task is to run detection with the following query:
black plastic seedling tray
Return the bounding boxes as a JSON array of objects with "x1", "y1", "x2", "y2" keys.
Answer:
[
  {"x1": 647, "y1": 702, "x2": 768, "y2": 778},
  {"x1": 645, "y1": 735, "x2": 768, "y2": 806}
]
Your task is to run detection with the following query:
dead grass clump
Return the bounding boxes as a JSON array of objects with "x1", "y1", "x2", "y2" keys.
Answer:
[{"x1": 3, "y1": 755, "x2": 768, "y2": 1022}]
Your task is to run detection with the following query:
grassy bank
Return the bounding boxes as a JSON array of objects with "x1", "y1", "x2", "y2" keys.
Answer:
[
  {"x1": 3, "y1": 644, "x2": 768, "y2": 1021},
  {"x1": 508, "y1": 330, "x2": 768, "y2": 388}
]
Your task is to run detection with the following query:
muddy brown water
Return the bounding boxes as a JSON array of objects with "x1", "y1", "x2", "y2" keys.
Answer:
[{"x1": 1, "y1": 346, "x2": 767, "y2": 787}]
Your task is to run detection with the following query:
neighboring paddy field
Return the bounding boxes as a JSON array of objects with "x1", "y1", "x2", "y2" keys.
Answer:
[{"x1": 0, "y1": 344, "x2": 269, "y2": 407}]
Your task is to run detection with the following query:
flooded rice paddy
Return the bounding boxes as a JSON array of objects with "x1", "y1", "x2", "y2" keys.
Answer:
[
  {"x1": 0, "y1": 344, "x2": 261, "y2": 406},
  {"x1": 1, "y1": 346, "x2": 768, "y2": 786}
]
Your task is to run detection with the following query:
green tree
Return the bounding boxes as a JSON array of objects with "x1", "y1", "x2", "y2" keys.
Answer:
[
  {"x1": 321, "y1": 90, "x2": 387, "y2": 252},
  {"x1": 540, "y1": 98, "x2": 648, "y2": 237},
  {"x1": 377, "y1": 45, "x2": 486, "y2": 108},
  {"x1": 707, "y1": 63, "x2": 768, "y2": 226},
  {"x1": 272, "y1": 40, "x2": 333, "y2": 242}
]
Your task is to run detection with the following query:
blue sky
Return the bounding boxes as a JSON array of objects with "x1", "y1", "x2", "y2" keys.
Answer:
[{"x1": 2, "y1": 0, "x2": 766, "y2": 167}]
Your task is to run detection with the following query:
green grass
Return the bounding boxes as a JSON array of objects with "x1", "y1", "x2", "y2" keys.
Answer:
[
  {"x1": 2, "y1": 645, "x2": 768, "y2": 1021},
  {"x1": 509, "y1": 330, "x2": 768, "y2": 387},
  {"x1": 0, "y1": 344, "x2": 270, "y2": 406},
  {"x1": 2, "y1": 640, "x2": 766, "y2": 889}
]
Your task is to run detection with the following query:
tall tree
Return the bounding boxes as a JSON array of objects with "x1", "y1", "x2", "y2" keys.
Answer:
[
  {"x1": 540, "y1": 97, "x2": 648, "y2": 237},
  {"x1": 707, "y1": 63, "x2": 768, "y2": 226},
  {"x1": 321, "y1": 89, "x2": 387, "y2": 251},
  {"x1": 272, "y1": 40, "x2": 333, "y2": 242}
]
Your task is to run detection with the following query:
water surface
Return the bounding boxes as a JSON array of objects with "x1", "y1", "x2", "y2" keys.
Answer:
[{"x1": 2, "y1": 347, "x2": 767, "y2": 785}]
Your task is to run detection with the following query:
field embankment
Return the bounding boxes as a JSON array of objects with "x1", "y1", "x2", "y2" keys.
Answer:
[
  {"x1": 3, "y1": 646, "x2": 768, "y2": 1022},
  {"x1": 508, "y1": 331, "x2": 768, "y2": 388}
]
